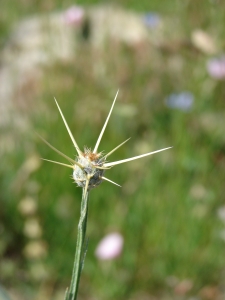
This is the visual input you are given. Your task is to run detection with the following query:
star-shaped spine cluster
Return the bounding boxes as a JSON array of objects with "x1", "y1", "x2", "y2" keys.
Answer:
[{"x1": 40, "y1": 91, "x2": 172, "y2": 194}]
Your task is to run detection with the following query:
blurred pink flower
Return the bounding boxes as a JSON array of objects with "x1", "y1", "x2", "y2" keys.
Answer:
[
  {"x1": 95, "y1": 232, "x2": 124, "y2": 260},
  {"x1": 64, "y1": 6, "x2": 84, "y2": 26},
  {"x1": 207, "y1": 56, "x2": 225, "y2": 79}
]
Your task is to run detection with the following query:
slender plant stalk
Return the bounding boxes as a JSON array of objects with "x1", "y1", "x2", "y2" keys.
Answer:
[
  {"x1": 65, "y1": 188, "x2": 89, "y2": 300},
  {"x1": 40, "y1": 94, "x2": 171, "y2": 300}
]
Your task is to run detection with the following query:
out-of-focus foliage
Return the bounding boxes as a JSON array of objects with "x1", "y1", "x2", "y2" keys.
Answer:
[{"x1": 1, "y1": 0, "x2": 225, "y2": 299}]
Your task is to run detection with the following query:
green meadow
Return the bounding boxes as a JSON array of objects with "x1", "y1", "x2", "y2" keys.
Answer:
[{"x1": 1, "y1": 0, "x2": 225, "y2": 299}]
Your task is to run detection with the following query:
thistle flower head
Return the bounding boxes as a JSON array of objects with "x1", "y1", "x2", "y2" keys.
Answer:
[
  {"x1": 73, "y1": 148, "x2": 106, "y2": 190},
  {"x1": 40, "y1": 91, "x2": 172, "y2": 193}
]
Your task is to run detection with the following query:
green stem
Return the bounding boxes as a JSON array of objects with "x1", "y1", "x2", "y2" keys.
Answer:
[{"x1": 65, "y1": 188, "x2": 89, "y2": 300}]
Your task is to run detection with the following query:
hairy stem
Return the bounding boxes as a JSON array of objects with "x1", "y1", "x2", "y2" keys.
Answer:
[{"x1": 65, "y1": 188, "x2": 89, "y2": 300}]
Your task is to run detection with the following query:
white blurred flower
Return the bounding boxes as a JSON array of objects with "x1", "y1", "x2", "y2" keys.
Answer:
[
  {"x1": 95, "y1": 232, "x2": 124, "y2": 260},
  {"x1": 217, "y1": 206, "x2": 225, "y2": 223},
  {"x1": 23, "y1": 240, "x2": 47, "y2": 259},
  {"x1": 191, "y1": 29, "x2": 217, "y2": 54},
  {"x1": 23, "y1": 218, "x2": 42, "y2": 238},
  {"x1": 18, "y1": 196, "x2": 37, "y2": 216}
]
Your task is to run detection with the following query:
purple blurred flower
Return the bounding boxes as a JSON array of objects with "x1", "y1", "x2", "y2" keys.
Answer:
[
  {"x1": 165, "y1": 92, "x2": 194, "y2": 111},
  {"x1": 143, "y1": 13, "x2": 161, "y2": 28},
  {"x1": 95, "y1": 232, "x2": 124, "y2": 260},
  {"x1": 207, "y1": 56, "x2": 225, "y2": 79},
  {"x1": 64, "y1": 6, "x2": 84, "y2": 26}
]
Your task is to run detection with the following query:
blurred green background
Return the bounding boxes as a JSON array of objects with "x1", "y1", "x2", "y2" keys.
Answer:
[{"x1": 1, "y1": 0, "x2": 225, "y2": 299}]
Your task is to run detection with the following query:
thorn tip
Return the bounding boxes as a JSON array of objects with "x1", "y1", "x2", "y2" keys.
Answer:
[{"x1": 93, "y1": 91, "x2": 119, "y2": 153}]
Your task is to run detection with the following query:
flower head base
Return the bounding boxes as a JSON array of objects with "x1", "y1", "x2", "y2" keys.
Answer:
[
  {"x1": 40, "y1": 91, "x2": 172, "y2": 194},
  {"x1": 73, "y1": 148, "x2": 106, "y2": 190}
]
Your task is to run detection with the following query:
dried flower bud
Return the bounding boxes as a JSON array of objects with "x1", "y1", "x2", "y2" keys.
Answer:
[{"x1": 73, "y1": 149, "x2": 105, "y2": 190}]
